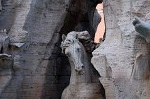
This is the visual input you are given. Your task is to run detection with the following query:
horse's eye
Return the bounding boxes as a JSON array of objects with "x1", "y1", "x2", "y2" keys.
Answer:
[
  {"x1": 67, "y1": 53, "x2": 71, "y2": 57},
  {"x1": 77, "y1": 48, "x2": 81, "y2": 52},
  {"x1": 67, "y1": 39, "x2": 71, "y2": 42}
]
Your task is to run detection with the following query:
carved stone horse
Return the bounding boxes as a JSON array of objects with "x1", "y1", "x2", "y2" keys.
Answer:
[{"x1": 61, "y1": 31, "x2": 105, "y2": 99}]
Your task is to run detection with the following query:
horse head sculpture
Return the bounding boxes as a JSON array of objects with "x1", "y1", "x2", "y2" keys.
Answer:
[
  {"x1": 61, "y1": 31, "x2": 105, "y2": 99},
  {"x1": 61, "y1": 32, "x2": 85, "y2": 74}
]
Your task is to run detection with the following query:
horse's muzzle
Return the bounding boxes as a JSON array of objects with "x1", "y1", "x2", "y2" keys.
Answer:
[{"x1": 75, "y1": 64, "x2": 84, "y2": 74}]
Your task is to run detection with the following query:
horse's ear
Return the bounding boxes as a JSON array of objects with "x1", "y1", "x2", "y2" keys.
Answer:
[
  {"x1": 75, "y1": 34, "x2": 78, "y2": 39},
  {"x1": 62, "y1": 34, "x2": 66, "y2": 41}
]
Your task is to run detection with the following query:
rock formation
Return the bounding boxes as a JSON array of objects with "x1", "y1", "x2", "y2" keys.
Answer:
[
  {"x1": 0, "y1": 0, "x2": 102, "y2": 99},
  {"x1": 0, "y1": 0, "x2": 2, "y2": 11},
  {"x1": 92, "y1": 0, "x2": 150, "y2": 99},
  {"x1": 3, "y1": 0, "x2": 150, "y2": 99},
  {"x1": 1, "y1": 0, "x2": 150, "y2": 99},
  {"x1": 0, "y1": 29, "x2": 14, "y2": 97}
]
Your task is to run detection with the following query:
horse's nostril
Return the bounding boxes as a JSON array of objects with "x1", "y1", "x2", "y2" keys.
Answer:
[
  {"x1": 75, "y1": 66, "x2": 84, "y2": 75},
  {"x1": 75, "y1": 66, "x2": 82, "y2": 71}
]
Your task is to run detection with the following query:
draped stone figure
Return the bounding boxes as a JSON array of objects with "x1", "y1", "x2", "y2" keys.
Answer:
[{"x1": 61, "y1": 31, "x2": 105, "y2": 99}]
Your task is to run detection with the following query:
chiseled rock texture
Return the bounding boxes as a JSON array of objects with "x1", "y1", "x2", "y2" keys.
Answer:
[
  {"x1": 0, "y1": 0, "x2": 69, "y2": 99},
  {"x1": 92, "y1": 0, "x2": 150, "y2": 99},
  {"x1": 0, "y1": 0, "x2": 102, "y2": 99}
]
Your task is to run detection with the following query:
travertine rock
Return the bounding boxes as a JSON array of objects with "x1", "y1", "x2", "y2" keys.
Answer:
[
  {"x1": 0, "y1": 31, "x2": 14, "y2": 97},
  {"x1": 0, "y1": 0, "x2": 68, "y2": 99},
  {"x1": 0, "y1": 54, "x2": 13, "y2": 69},
  {"x1": 0, "y1": 31, "x2": 10, "y2": 53},
  {"x1": 0, "y1": 0, "x2": 102, "y2": 99},
  {"x1": 92, "y1": 0, "x2": 150, "y2": 99},
  {"x1": 0, "y1": 0, "x2": 2, "y2": 11}
]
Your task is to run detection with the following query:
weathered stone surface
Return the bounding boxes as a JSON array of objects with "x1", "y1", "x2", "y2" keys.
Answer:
[
  {"x1": 0, "y1": 54, "x2": 13, "y2": 69},
  {"x1": 0, "y1": 0, "x2": 102, "y2": 99},
  {"x1": 92, "y1": 0, "x2": 150, "y2": 99},
  {"x1": 0, "y1": 0, "x2": 2, "y2": 11},
  {"x1": 61, "y1": 0, "x2": 103, "y2": 39},
  {"x1": 0, "y1": 31, "x2": 14, "y2": 97},
  {"x1": 0, "y1": 53, "x2": 13, "y2": 96},
  {"x1": 0, "y1": 31, "x2": 10, "y2": 53},
  {"x1": 0, "y1": 0, "x2": 69, "y2": 99}
]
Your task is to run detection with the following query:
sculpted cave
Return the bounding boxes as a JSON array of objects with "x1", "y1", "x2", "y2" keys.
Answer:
[{"x1": 0, "y1": 0, "x2": 150, "y2": 99}]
